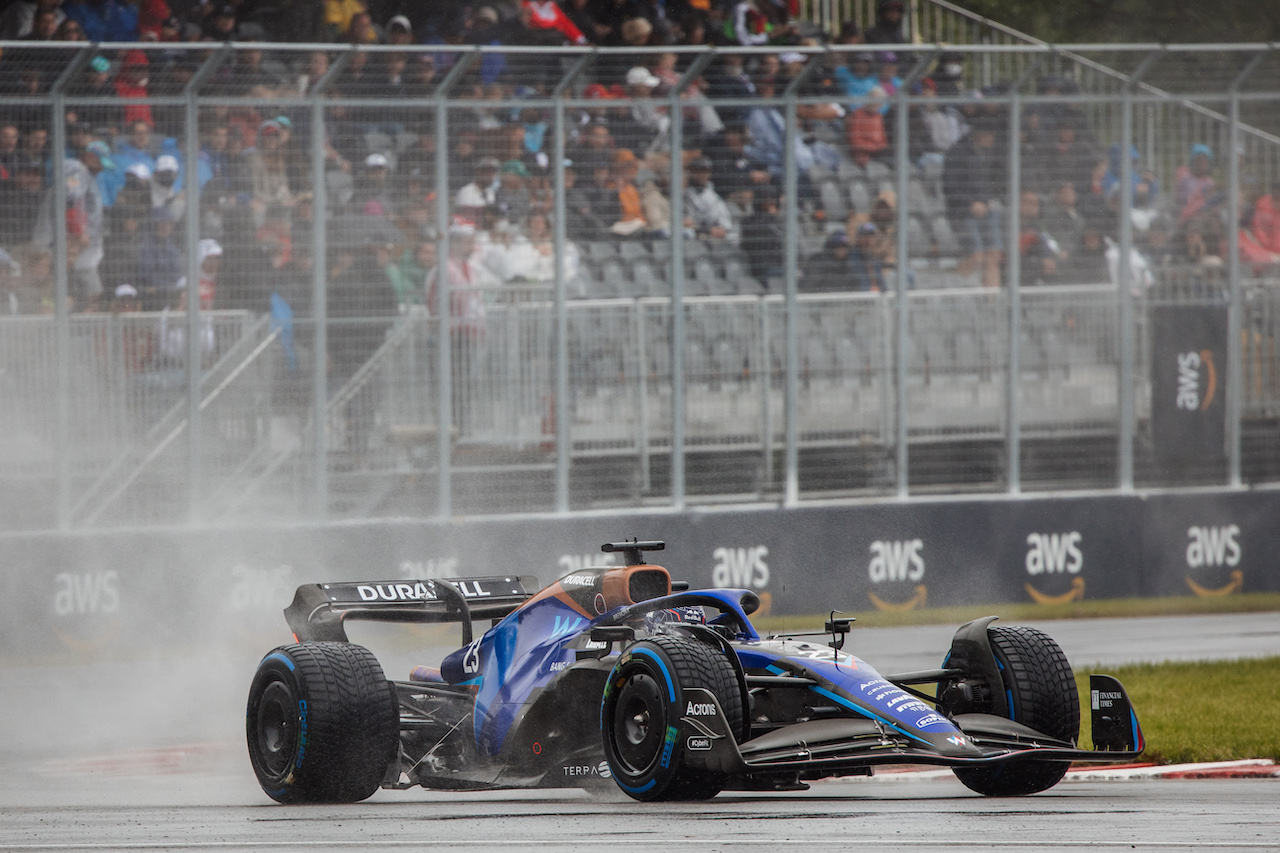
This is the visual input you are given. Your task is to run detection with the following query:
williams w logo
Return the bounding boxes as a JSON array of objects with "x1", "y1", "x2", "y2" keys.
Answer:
[
  {"x1": 1176, "y1": 351, "x2": 1217, "y2": 412},
  {"x1": 551, "y1": 615, "x2": 585, "y2": 638}
]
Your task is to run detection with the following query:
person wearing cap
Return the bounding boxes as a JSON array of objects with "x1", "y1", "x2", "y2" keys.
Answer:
[
  {"x1": 150, "y1": 153, "x2": 186, "y2": 222},
  {"x1": 246, "y1": 120, "x2": 293, "y2": 227},
  {"x1": 137, "y1": 205, "x2": 184, "y2": 305},
  {"x1": 113, "y1": 119, "x2": 162, "y2": 179},
  {"x1": 800, "y1": 229, "x2": 854, "y2": 293},
  {"x1": 616, "y1": 66, "x2": 670, "y2": 156},
  {"x1": 65, "y1": 56, "x2": 121, "y2": 136},
  {"x1": 495, "y1": 159, "x2": 532, "y2": 225},
  {"x1": 426, "y1": 216, "x2": 488, "y2": 431},
  {"x1": 456, "y1": 156, "x2": 501, "y2": 213},
  {"x1": 846, "y1": 85, "x2": 889, "y2": 168},
  {"x1": 113, "y1": 51, "x2": 155, "y2": 129},
  {"x1": 684, "y1": 156, "x2": 738, "y2": 245},
  {"x1": 203, "y1": 3, "x2": 240, "y2": 40},
  {"x1": 351, "y1": 152, "x2": 393, "y2": 218},
  {"x1": 943, "y1": 111, "x2": 1008, "y2": 287},
  {"x1": 34, "y1": 155, "x2": 107, "y2": 305},
  {"x1": 386, "y1": 14, "x2": 413, "y2": 45},
  {"x1": 81, "y1": 138, "x2": 125, "y2": 209},
  {"x1": 1176, "y1": 143, "x2": 1219, "y2": 225},
  {"x1": 864, "y1": 0, "x2": 906, "y2": 46}
]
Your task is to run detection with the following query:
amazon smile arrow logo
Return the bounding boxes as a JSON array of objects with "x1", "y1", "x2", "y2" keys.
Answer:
[
  {"x1": 868, "y1": 584, "x2": 928, "y2": 611},
  {"x1": 1185, "y1": 569, "x2": 1242, "y2": 598},
  {"x1": 1025, "y1": 576, "x2": 1085, "y2": 605}
]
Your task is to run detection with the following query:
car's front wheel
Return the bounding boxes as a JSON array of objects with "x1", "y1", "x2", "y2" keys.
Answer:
[
  {"x1": 950, "y1": 625, "x2": 1080, "y2": 796},
  {"x1": 246, "y1": 642, "x2": 399, "y2": 803},
  {"x1": 601, "y1": 635, "x2": 744, "y2": 801}
]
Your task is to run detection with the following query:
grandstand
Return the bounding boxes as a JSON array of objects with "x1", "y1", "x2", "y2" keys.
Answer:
[{"x1": 2, "y1": 5, "x2": 1280, "y2": 530}]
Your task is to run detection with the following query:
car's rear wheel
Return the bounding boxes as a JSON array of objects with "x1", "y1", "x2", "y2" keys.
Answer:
[
  {"x1": 246, "y1": 642, "x2": 399, "y2": 803},
  {"x1": 951, "y1": 625, "x2": 1080, "y2": 796},
  {"x1": 602, "y1": 635, "x2": 744, "y2": 801}
]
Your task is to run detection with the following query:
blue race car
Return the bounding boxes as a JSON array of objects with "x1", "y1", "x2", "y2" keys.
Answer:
[{"x1": 246, "y1": 540, "x2": 1143, "y2": 803}]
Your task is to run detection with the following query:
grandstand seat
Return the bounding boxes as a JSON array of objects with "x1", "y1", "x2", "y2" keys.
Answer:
[
  {"x1": 836, "y1": 160, "x2": 865, "y2": 182},
  {"x1": 619, "y1": 241, "x2": 650, "y2": 262},
  {"x1": 630, "y1": 258, "x2": 664, "y2": 297},
  {"x1": 849, "y1": 180, "x2": 873, "y2": 215},
  {"x1": 682, "y1": 239, "x2": 710, "y2": 260},
  {"x1": 929, "y1": 216, "x2": 961, "y2": 257},
  {"x1": 907, "y1": 215, "x2": 931, "y2": 257},
  {"x1": 586, "y1": 241, "x2": 620, "y2": 263},
  {"x1": 864, "y1": 161, "x2": 892, "y2": 184},
  {"x1": 819, "y1": 179, "x2": 849, "y2": 221},
  {"x1": 598, "y1": 258, "x2": 628, "y2": 297}
]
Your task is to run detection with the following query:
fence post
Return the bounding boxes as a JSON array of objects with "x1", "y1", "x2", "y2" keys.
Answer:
[
  {"x1": 431, "y1": 51, "x2": 478, "y2": 519},
  {"x1": 306, "y1": 49, "x2": 349, "y2": 520},
  {"x1": 1118, "y1": 51, "x2": 1161, "y2": 492},
  {"x1": 552, "y1": 54, "x2": 593, "y2": 513},
  {"x1": 893, "y1": 54, "x2": 934, "y2": 499},
  {"x1": 49, "y1": 49, "x2": 84, "y2": 530},
  {"x1": 1003, "y1": 54, "x2": 1045, "y2": 495},
  {"x1": 781, "y1": 64, "x2": 810, "y2": 507},
  {"x1": 1226, "y1": 53, "x2": 1265, "y2": 487},
  {"x1": 181, "y1": 48, "x2": 225, "y2": 523}
]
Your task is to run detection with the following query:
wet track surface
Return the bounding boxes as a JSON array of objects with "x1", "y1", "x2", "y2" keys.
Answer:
[
  {"x1": 2, "y1": 773, "x2": 1278, "y2": 852},
  {"x1": 2, "y1": 613, "x2": 1277, "y2": 851}
]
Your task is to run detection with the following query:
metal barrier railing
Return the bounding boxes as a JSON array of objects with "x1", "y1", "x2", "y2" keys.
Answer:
[{"x1": 2, "y1": 42, "x2": 1279, "y2": 528}]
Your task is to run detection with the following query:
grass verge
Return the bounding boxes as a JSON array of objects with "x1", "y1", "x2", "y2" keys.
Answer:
[{"x1": 1077, "y1": 656, "x2": 1280, "y2": 764}]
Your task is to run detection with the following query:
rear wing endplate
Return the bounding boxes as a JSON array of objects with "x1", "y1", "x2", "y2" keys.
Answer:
[{"x1": 285, "y1": 576, "x2": 537, "y2": 644}]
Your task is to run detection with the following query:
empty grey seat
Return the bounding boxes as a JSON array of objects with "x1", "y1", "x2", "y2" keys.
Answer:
[
  {"x1": 907, "y1": 215, "x2": 931, "y2": 256},
  {"x1": 929, "y1": 216, "x2": 961, "y2": 256},
  {"x1": 619, "y1": 241, "x2": 650, "y2": 261},
  {"x1": 819, "y1": 179, "x2": 849, "y2": 220},
  {"x1": 864, "y1": 161, "x2": 892, "y2": 183},
  {"x1": 598, "y1": 258, "x2": 628, "y2": 296},
  {"x1": 849, "y1": 180, "x2": 873, "y2": 215},
  {"x1": 630, "y1": 258, "x2": 663, "y2": 297},
  {"x1": 586, "y1": 241, "x2": 620, "y2": 263},
  {"x1": 836, "y1": 160, "x2": 866, "y2": 182}
]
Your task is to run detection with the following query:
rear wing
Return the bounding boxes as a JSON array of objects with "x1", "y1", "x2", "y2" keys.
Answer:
[{"x1": 285, "y1": 576, "x2": 537, "y2": 645}]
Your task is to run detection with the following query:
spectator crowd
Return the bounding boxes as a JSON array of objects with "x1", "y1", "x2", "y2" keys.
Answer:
[{"x1": 0, "y1": 0, "x2": 1272, "y2": 363}]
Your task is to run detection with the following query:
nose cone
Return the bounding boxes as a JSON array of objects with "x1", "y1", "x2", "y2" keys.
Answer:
[{"x1": 920, "y1": 728, "x2": 985, "y2": 758}]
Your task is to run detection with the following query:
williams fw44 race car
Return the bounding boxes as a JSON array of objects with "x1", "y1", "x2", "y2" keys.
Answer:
[{"x1": 246, "y1": 540, "x2": 1143, "y2": 803}]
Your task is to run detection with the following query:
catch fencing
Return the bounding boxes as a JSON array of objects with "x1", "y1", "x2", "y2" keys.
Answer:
[{"x1": 2, "y1": 41, "x2": 1280, "y2": 530}]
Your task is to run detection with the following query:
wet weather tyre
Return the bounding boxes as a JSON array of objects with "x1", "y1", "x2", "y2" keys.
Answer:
[
  {"x1": 246, "y1": 642, "x2": 399, "y2": 804},
  {"x1": 601, "y1": 635, "x2": 744, "y2": 802},
  {"x1": 953, "y1": 625, "x2": 1080, "y2": 797}
]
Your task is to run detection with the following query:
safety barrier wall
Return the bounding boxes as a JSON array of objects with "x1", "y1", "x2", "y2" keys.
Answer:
[
  {"x1": 2, "y1": 488, "x2": 1276, "y2": 663},
  {"x1": 3, "y1": 43, "x2": 1280, "y2": 530}
]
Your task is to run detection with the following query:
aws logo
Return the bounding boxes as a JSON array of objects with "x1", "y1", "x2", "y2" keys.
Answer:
[
  {"x1": 53, "y1": 570, "x2": 122, "y2": 652},
  {"x1": 1185, "y1": 524, "x2": 1243, "y2": 597},
  {"x1": 1024, "y1": 532, "x2": 1085, "y2": 604},
  {"x1": 557, "y1": 553, "x2": 618, "y2": 574},
  {"x1": 711, "y1": 546, "x2": 772, "y2": 615},
  {"x1": 1176, "y1": 351, "x2": 1217, "y2": 412},
  {"x1": 867, "y1": 540, "x2": 927, "y2": 611}
]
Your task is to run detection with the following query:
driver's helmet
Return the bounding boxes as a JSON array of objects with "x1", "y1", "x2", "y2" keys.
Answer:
[{"x1": 644, "y1": 605, "x2": 706, "y2": 632}]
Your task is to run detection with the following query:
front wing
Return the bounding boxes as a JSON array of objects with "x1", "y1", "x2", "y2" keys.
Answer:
[{"x1": 677, "y1": 675, "x2": 1143, "y2": 778}]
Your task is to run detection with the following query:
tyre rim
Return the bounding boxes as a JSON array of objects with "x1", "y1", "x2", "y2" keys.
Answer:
[
  {"x1": 256, "y1": 679, "x2": 297, "y2": 779},
  {"x1": 612, "y1": 671, "x2": 667, "y2": 776}
]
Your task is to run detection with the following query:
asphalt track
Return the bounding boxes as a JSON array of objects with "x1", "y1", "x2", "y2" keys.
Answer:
[{"x1": 2, "y1": 612, "x2": 1277, "y2": 851}]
